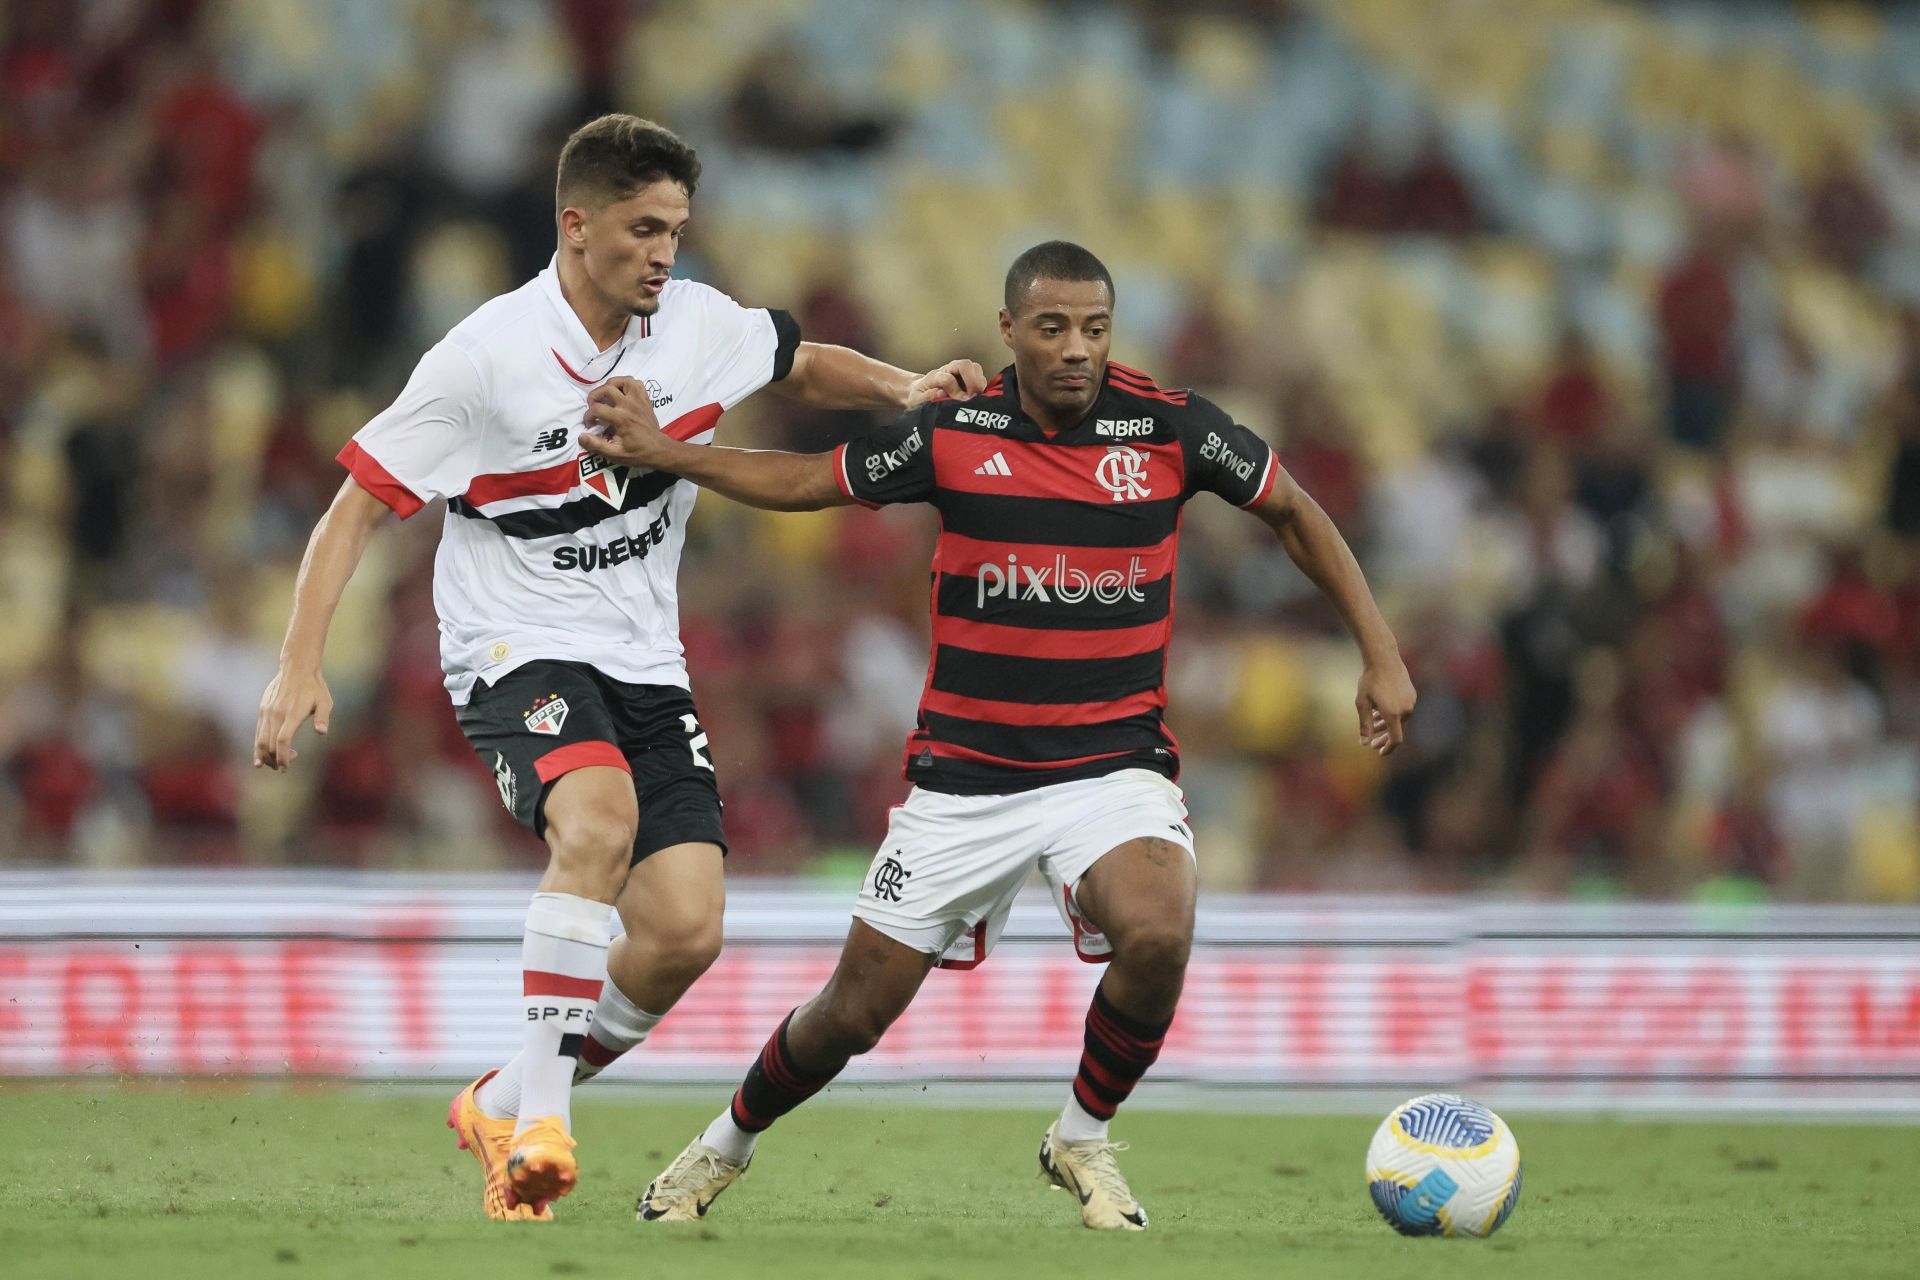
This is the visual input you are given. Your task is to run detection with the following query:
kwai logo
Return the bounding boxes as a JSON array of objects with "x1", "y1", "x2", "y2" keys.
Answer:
[{"x1": 976, "y1": 553, "x2": 1149, "y2": 607}]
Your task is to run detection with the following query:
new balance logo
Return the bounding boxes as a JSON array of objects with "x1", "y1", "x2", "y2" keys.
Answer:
[{"x1": 974, "y1": 452, "x2": 1013, "y2": 478}]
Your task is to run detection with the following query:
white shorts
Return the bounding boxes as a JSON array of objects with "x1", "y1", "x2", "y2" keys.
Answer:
[{"x1": 852, "y1": 768, "x2": 1194, "y2": 969}]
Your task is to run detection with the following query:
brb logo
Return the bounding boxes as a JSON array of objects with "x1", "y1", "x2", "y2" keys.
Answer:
[
  {"x1": 1095, "y1": 445, "x2": 1152, "y2": 502},
  {"x1": 976, "y1": 553, "x2": 1149, "y2": 608}
]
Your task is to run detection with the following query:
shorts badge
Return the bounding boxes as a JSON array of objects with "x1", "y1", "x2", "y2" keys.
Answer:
[{"x1": 524, "y1": 693, "x2": 570, "y2": 736}]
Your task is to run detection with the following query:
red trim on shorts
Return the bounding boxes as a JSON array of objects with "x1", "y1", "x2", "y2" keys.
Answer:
[
  {"x1": 337, "y1": 441, "x2": 426, "y2": 518},
  {"x1": 523, "y1": 970, "x2": 603, "y2": 1000},
  {"x1": 533, "y1": 740, "x2": 631, "y2": 783},
  {"x1": 1063, "y1": 885, "x2": 1112, "y2": 965},
  {"x1": 934, "y1": 920, "x2": 989, "y2": 971}
]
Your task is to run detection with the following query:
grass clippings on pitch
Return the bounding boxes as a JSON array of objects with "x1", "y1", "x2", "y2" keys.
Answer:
[{"x1": 2, "y1": 1085, "x2": 1912, "y2": 1280}]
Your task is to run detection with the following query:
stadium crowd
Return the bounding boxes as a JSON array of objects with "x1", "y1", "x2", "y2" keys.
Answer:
[{"x1": 2, "y1": 0, "x2": 1918, "y2": 900}]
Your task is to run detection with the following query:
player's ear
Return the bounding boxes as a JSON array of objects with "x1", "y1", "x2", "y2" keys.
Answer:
[
  {"x1": 999, "y1": 307, "x2": 1014, "y2": 349},
  {"x1": 558, "y1": 203, "x2": 590, "y2": 249}
]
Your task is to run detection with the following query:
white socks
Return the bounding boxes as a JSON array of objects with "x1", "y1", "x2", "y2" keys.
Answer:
[
  {"x1": 509, "y1": 892, "x2": 610, "y2": 1137},
  {"x1": 699, "y1": 1108, "x2": 759, "y2": 1164},
  {"x1": 574, "y1": 977, "x2": 665, "y2": 1079},
  {"x1": 1056, "y1": 1095, "x2": 1111, "y2": 1144},
  {"x1": 477, "y1": 967, "x2": 666, "y2": 1121}
]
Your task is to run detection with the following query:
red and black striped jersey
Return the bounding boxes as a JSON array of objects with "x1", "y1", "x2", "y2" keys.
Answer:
[{"x1": 831, "y1": 361, "x2": 1279, "y2": 794}]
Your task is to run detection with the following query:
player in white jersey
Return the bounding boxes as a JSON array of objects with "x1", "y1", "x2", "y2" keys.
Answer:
[{"x1": 252, "y1": 115, "x2": 986, "y2": 1220}]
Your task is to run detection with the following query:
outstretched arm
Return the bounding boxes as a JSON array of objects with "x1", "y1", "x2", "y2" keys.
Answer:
[
  {"x1": 580, "y1": 377, "x2": 847, "y2": 511},
  {"x1": 1250, "y1": 464, "x2": 1416, "y2": 755},
  {"x1": 775, "y1": 342, "x2": 987, "y2": 410},
  {"x1": 254, "y1": 478, "x2": 392, "y2": 770}
]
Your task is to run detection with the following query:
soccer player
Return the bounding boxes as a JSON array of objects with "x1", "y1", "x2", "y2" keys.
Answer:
[
  {"x1": 251, "y1": 115, "x2": 985, "y2": 1220},
  {"x1": 577, "y1": 241, "x2": 1417, "y2": 1230}
]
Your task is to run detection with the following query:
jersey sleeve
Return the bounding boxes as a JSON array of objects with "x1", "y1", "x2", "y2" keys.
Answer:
[
  {"x1": 1178, "y1": 398, "x2": 1279, "y2": 508},
  {"x1": 831, "y1": 410, "x2": 936, "y2": 509},
  {"x1": 336, "y1": 341, "x2": 488, "y2": 518},
  {"x1": 692, "y1": 283, "x2": 803, "y2": 411}
]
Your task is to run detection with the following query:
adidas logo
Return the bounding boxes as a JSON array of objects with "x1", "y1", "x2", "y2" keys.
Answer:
[{"x1": 973, "y1": 452, "x2": 1012, "y2": 477}]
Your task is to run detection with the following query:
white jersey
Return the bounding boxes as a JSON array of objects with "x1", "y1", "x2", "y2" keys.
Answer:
[{"x1": 338, "y1": 258, "x2": 800, "y2": 704}]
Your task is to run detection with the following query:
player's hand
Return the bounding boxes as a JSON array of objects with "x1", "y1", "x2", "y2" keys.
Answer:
[
  {"x1": 905, "y1": 359, "x2": 988, "y2": 408},
  {"x1": 579, "y1": 376, "x2": 669, "y2": 466},
  {"x1": 254, "y1": 666, "x2": 332, "y2": 772},
  {"x1": 1356, "y1": 655, "x2": 1415, "y2": 756}
]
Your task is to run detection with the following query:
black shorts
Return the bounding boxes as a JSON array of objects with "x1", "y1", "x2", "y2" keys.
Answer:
[{"x1": 456, "y1": 660, "x2": 726, "y2": 863}]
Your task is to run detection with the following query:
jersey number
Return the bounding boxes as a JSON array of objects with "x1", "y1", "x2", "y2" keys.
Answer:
[{"x1": 680, "y1": 714, "x2": 713, "y2": 772}]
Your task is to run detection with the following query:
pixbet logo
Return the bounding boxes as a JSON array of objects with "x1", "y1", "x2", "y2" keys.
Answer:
[
  {"x1": 1095, "y1": 445, "x2": 1153, "y2": 502},
  {"x1": 976, "y1": 553, "x2": 1149, "y2": 608}
]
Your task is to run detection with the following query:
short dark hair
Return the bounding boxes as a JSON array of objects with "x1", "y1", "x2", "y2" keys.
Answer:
[
  {"x1": 556, "y1": 114, "x2": 701, "y2": 212},
  {"x1": 1003, "y1": 240, "x2": 1114, "y2": 313}
]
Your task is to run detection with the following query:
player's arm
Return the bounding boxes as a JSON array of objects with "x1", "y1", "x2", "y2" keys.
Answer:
[
  {"x1": 775, "y1": 341, "x2": 988, "y2": 411},
  {"x1": 581, "y1": 378, "x2": 847, "y2": 511},
  {"x1": 253, "y1": 478, "x2": 392, "y2": 771},
  {"x1": 1249, "y1": 465, "x2": 1416, "y2": 755}
]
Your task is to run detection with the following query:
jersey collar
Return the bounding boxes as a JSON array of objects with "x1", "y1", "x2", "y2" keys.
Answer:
[
  {"x1": 994, "y1": 363, "x2": 1123, "y2": 439},
  {"x1": 538, "y1": 255, "x2": 651, "y2": 384}
]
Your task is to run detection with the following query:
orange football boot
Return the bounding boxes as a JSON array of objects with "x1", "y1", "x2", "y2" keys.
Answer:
[
  {"x1": 505, "y1": 1116, "x2": 579, "y2": 1215},
  {"x1": 447, "y1": 1070, "x2": 552, "y2": 1221}
]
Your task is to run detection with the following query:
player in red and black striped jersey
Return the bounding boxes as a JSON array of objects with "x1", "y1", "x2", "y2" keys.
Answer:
[{"x1": 581, "y1": 241, "x2": 1415, "y2": 1231}]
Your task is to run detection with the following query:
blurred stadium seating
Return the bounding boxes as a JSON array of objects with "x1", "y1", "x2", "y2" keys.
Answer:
[{"x1": 2, "y1": 0, "x2": 1918, "y2": 902}]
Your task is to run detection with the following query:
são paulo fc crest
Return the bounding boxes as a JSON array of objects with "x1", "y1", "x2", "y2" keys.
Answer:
[
  {"x1": 579, "y1": 452, "x2": 629, "y2": 508},
  {"x1": 523, "y1": 693, "x2": 570, "y2": 736}
]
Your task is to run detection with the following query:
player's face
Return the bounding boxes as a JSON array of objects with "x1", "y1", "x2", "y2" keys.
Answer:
[
  {"x1": 569, "y1": 179, "x2": 691, "y2": 317},
  {"x1": 1000, "y1": 278, "x2": 1113, "y2": 421}
]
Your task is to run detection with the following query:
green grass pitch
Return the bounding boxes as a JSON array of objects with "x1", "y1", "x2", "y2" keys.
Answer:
[{"x1": 3, "y1": 1085, "x2": 1913, "y2": 1279}]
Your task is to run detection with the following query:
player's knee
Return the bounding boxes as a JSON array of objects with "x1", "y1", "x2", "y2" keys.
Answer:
[
  {"x1": 1113, "y1": 921, "x2": 1192, "y2": 978},
  {"x1": 654, "y1": 910, "x2": 723, "y2": 979},
  {"x1": 547, "y1": 805, "x2": 638, "y2": 880},
  {"x1": 817, "y1": 997, "x2": 895, "y2": 1059}
]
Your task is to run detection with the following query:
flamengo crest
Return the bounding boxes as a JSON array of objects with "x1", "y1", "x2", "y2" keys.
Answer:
[{"x1": 1095, "y1": 445, "x2": 1152, "y2": 502}]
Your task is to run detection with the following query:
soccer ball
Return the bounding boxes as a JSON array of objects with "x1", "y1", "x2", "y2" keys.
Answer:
[{"x1": 1365, "y1": 1093, "x2": 1522, "y2": 1238}]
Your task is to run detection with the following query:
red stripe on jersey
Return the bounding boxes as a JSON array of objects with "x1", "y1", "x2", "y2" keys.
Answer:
[
  {"x1": 931, "y1": 615, "x2": 1170, "y2": 660},
  {"x1": 533, "y1": 740, "x2": 631, "y2": 783},
  {"x1": 460, "y1": 404, "x2": 724, "y2": 508},
  {"x1": 934, "y1": 432, "x2": 1182, "y2": 503},
  {"x1": 524, "y1": 970, "x2": 603, "y2": 1000},
  {"x1": 910, "y1": 738, "x2": 1144, "y2": 771},
  {"x1": 981, "y1": 376, "x2": 1004, "y2": 396},
  {"x1": 551, "y1": 348, "x2": 600, "y2": 384},
  {"x1": 833, "y1": 442, "x2": 878, "y2": 509},
  {"x1": 921, "y1": 685, "x2": 1164, "y2": 728},
  {"x1": 337, "y1": 441, "x2": 426, "y2": 519},
  {"x1": 660, "y1": 401, "x2": 723, "y2": 442},
  {"x1": 463, "y1": 454, "x2": 581, "y2": 506},
  {"x1": 934, "y1": 530, "x2": 1177, "y2": 583},
  {"x1": 1243, "y1": 450, "x2": 1279, "y2": 508},
  {"x1": 1107, "y1": 362, "x2": 1189, "y2": 404}
]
